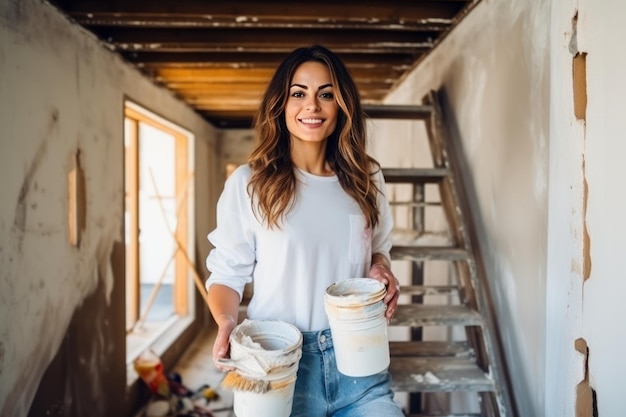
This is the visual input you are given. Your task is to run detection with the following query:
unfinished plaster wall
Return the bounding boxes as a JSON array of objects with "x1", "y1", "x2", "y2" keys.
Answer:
[
  {"x1": 547, "y1": 0, "x2": 626, "y2": 416},
  {"x1": 379, "y1": 0, "x2": 550, "y2": 415},
  {"x1": 0, "y1": 0, "x2": 219, "y2": 415},
  {"x1": 577, "y1": 1, "x2": 626, "y2": 411},
  {"x1": 218, "y1": 128, "x2": 255, "y2": 174}
]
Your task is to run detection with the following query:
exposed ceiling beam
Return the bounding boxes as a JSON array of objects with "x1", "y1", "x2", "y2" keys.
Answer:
[
  {"x1": 122, "y1": 51, "x2": 420, "y2": 67},
  {"x1": 89, "y1": 27, "x2": 438, "y2": 53},
  {"x1": 55, "y1": 0, "x2": 468, "y2": 23},
  {"x1": 48, "y1": 0, "x2": 480, "y2": 129},
  {"x1": 151, "y1": 67, "x2": 405, "y2": 83}
]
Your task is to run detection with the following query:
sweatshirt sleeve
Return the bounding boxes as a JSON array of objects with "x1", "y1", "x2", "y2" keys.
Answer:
[
  {"x1": 205, "y1": 165, "x2": 256, "y2": 301},
  {"x1": 371, "y1": 168, "x2": 394, "y2": 264}
]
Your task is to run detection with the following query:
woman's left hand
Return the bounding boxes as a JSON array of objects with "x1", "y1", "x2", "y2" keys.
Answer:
[{"x1": 368, "y1": 263, "x2": 400, "y2": 321}]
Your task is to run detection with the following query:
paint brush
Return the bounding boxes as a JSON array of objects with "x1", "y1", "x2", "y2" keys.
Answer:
[
  {"x1": 217, "y1": 355, "x2": 271, "y2": 393},
  {"x1": 221, "y1": 370, "x2": 270, "y2": 394}
]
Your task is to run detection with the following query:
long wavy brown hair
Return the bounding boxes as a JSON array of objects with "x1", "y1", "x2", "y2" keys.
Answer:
[{"x1": 248, "y1": 45, "x2": 382, "y2": 229}]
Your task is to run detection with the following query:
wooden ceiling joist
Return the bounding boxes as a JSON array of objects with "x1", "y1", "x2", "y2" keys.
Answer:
[
  {"x1": 91, "y1": 27, "x2": 438, "y2": 51},
  {"x1": 123, "y1": 52, "x2": 419, "y2": 67},
  {"x1": 49, "y1": 0, "x2": 480, "y2": 128},
  {"x1": 56, "y1": 1, "x2": 469, "y2": 23}
]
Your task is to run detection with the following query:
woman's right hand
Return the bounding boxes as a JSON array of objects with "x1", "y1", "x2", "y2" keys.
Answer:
[
  {"x1": 207, "y1": 285, "x2": 242, "y2": 371},
  {"x1": 212, "y1": 315, "x2": 237, "y2": 371}
]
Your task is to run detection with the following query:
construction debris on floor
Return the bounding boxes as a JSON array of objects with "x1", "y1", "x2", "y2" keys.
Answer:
[{"x1": 135, "y1": 349, "x2": 229, "y2": 417}]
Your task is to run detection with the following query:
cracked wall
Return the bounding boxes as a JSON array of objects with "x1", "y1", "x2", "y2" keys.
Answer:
[
  {"x1": 382, "y1": 0, "x2": 626, "y2": 415},
  {"x1": 548, "y1": 0, "x2": 626, "y2": 416},
  {"x1": 0, "y1": 1, "x2": 218, "y2": 415},
  {"x1": 573, "y1": 0, "x2": 626, "y2": 415}
]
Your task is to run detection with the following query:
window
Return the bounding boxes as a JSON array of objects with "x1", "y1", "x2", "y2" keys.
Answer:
[{"x1": 124, "y1": 101, "x2": 195, "y2": 367}]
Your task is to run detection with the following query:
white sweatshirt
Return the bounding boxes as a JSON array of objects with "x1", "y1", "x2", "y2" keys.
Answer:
[{"x1": 205, "y1": 164, "x2": 393, "y2": 332}]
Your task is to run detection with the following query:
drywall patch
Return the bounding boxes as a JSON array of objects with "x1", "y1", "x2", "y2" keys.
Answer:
[
  {"x1": 570, "y1": 12, "x2": 587, "y2": 121},
  {"x1": 573, "y1": 53, "x2": 587, "y2": 120},
  {"x1": 571, "y1": 9, "x2": 591, "y2": 281},
  {"x1": 575, "y1": 338, "x2": 598, "y2": 417}
]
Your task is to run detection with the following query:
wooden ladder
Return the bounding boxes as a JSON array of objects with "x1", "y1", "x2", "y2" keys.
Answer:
[{"x1": 365, "y1": 90, "x2": 517, "y2": 417}]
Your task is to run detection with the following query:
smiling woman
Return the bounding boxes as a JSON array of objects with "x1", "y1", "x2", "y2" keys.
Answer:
[
  {"x1": 204, "y1": 45, "x2": 402, "y2": 417},
  {"x1": 285, "y1": 62, "x2": 338, "y2": 151}
]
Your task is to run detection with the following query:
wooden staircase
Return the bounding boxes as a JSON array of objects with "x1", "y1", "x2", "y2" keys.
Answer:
[{"x1": 365, "y1": 91, "x2": 516, "y2": 417}]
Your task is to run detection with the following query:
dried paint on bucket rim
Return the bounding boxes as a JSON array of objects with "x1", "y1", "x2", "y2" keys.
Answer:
[
  {"x1": 229, "y1": 320, "x2": 303, "y2": 417},
  {"x1": 324, "y1": 278, "x2": 386, "y2": 306},
  {"x1": 324, "y1": 278, "x2": 387, "y2": 321},
  {"x1": 230, "y1": 319, "x2": 302, "y2": 356},
  {"x1": 228, "y1": 319, "x2": 303, "y2": 378},
  {"x1": 324, "y1": 278, "x2": 390, "y2": 376}
]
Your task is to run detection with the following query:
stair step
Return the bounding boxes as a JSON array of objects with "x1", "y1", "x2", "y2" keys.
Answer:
[
  {"x1": 407, "y1": 413, "x2": 482, "y2": 417},
  {"x1": 391, "y1": 246, "x2": 470, "y2": 262},
  {"x1": 383, "y1": 167, "x2": 448, "y2": 184},
  {"x1": 363, "y1": 104, "x2": 433, "y2": 120},
  {"x1": 390, "y1": 341, "x2": 474, "y2": 358},
  {"x1": 390, "y1": 356, "x2": 494, "y2": 392},
  {"x1": 391, "y1": 230, "x2": 452, "y2": 247},
  {"x1": 389, "y1": 201, "x2": 442, "y2": 208},
  {"x1": 400, "y1": 285, "x2": 459, "y2": 297},
  {"x1": 391, "y1": 305, "x2": 482, "y2": 327}
]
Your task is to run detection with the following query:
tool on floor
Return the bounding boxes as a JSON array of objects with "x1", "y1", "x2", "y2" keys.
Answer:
[{"x1": 134, "y1": 349, "x2": 171, "y2": 398}]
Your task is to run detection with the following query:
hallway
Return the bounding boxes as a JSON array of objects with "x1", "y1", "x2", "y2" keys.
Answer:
[{"x1": 2, "y1": 0, "x2": 626, "y2": 416}]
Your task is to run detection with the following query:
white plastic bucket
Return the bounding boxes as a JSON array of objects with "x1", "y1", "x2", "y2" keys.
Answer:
[
  {"x1": 228, "y1": 319, "x2": 303, "y2": 417},
  {"x1": 324, "y1": 278, "x2": 390, "y2": 377}
]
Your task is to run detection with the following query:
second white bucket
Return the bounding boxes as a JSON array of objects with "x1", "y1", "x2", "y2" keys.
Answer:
[
  {"x1": 228, "y1": 319, "x2": 303, "y2": 417},
  {"x1": 324, "y1": 278, "x2": 390, "y2": 377}
]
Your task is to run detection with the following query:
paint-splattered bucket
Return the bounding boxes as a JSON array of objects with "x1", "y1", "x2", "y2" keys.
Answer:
[
  {"x1": 229, "y1": 319, "x2": 303, "y2": 417},
  {"x1": 324, "y1": 278, "x2": 390, "y2": 377}
]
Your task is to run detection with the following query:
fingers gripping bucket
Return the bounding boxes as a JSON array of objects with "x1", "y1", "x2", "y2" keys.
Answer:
[
  {"x1": 229, "y1": 319, "x2": 303, "y2": 417},
  {"x1": 324, "y1": 278, "x2": 390, "y2": 377}
]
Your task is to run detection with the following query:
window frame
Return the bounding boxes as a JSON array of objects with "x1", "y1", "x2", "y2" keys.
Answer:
[{"x1": 123, "y1": 100, "x2": 196, "y2": 376}]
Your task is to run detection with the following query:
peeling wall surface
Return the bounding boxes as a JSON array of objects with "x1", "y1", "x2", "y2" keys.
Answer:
[
  {"x1": 381, "y1": 0, "x2": 626, "y2": 415},
  {"x1": 0, "y1": 0, "x2": 218, "y2": 415},
  {"x1": 545, "y1": 1, "x2": 586, "y2": 415},
  {"x1": 578, "y1": 0, "x2": 626, "y2": 411},
  {"x1": 548, "y1": 0, "x2": 626, "y2": 416},
  {"x1": 383, "y1": 0, "x2": 550, "y2": 415}
]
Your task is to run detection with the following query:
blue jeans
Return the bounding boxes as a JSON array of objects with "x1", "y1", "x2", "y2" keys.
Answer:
[{"x1": 291, "y1": 329, "x2": 404, "y2": 417}]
